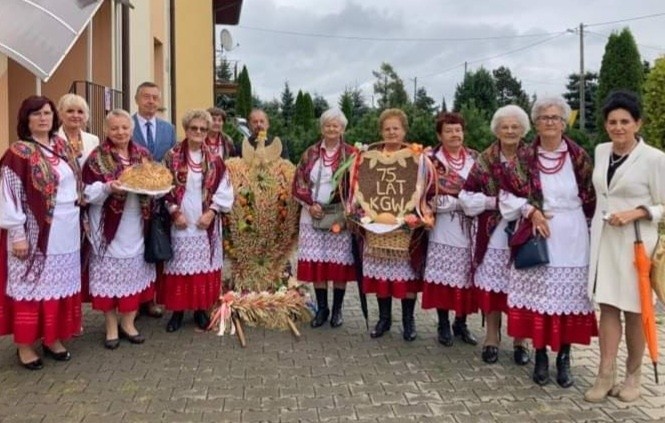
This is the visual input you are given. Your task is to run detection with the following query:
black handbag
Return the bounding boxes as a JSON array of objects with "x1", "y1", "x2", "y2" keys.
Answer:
[
  {"x1": 506, "y1": 220, "x2": 550, "y2": 270},
  {"x1": 144, "y1": 200, "x2": 173, "y2": 263},
  {"x1": 514, "y1": 235, "x2": 549, "y2": 269}
]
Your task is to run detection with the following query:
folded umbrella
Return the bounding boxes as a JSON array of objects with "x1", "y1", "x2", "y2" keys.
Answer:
[{"x1": 633, "y1": 221, "x2": 659, "y2": 383}]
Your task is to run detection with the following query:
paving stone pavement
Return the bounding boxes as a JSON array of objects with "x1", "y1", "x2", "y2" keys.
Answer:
[{"x1": 1, "y1": 284, "x2": 664, "y2": 423}]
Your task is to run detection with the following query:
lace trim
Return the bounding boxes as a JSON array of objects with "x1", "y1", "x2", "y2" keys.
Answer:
[
  {"x1": 508, "y1": 265, "x2": 594, "y2": 315},
  {"x1": 297, "y1": 223, "x2": 354, "y2": 265},
  {"x1": 474, "y1": 247, "x2": 511, "y2": 294},
  {"x1": 424, "y1": 243, "x2": 472, "y2": 289},
  {"x1": 6, "y1": 251, "x2": 80, "y2": 301},
  {"x1": 364, "y1": 255, "x2": 418, "y2": 281},
  {"x1": 89, "y1": 254, "x2": 155, "y2": 298},
  {"x1": 164, "y1": 233, "x2": 222, "y2": 275}
]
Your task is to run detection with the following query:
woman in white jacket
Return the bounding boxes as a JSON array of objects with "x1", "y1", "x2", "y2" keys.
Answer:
[
  {"x1": 57, "y1": 93, "x2": 99, "y2": 165},
  {"x1": 584, "y1": 90, "x2": 665, "y2": 403}
]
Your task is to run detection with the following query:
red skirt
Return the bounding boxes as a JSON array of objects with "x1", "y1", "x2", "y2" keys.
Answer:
[
  {"x1": 421, "y1": 283, "x2": 477, "y2": 315},
  {"x1": 0, "y1": 294, "x2": 82, "y2": 345},
  {"x1": 297, "y1": 260, "x2": 356, "y2": 283},
  {"x1": 507, "y1": 307, "x2": 598, "y2": 351},
  {"x1": 362, "y1": 277, "x2": 422, "y2": 299},
  {"x1": 162, "y1": 270, "x2": 221, "y2": 311},
  {"x1": 476, "y1": 289, "x2": 508, "y2": 314},
  {"x1": 92, "y1": 283, "x2": 155, "y2": 313},
  {"x1": 154, "y1": 262, "x2": 165, "y2": 305}
]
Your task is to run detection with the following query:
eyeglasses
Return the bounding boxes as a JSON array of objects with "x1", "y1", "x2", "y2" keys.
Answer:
[
  {"x1": 536, "y1": 115, "x2": 563, "y2": 123},
  {"x1": 188, "y1": 125, "x2": 208, "y2": 133}
]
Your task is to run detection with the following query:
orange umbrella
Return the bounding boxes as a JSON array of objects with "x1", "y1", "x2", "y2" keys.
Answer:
[{"x1": 634, "y1": 222, "x2": 659, "y2": 383}]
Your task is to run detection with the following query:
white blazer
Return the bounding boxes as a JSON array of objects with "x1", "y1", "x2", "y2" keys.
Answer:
[
  {"x1": 588, "y1": 140, "x2": 665, "y2": 312},
  {"x1": 57, "y1": 126, "x2": 100, "y2": 166}
]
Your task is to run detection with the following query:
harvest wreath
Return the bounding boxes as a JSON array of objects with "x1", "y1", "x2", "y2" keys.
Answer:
[{"x1": 209, "y1": 133, "x2": 313, "y2": 344}]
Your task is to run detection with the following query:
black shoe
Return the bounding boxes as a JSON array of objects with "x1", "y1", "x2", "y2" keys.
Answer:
[
  {"x1": 401, "y1": 298, "x2": 417, "y2": 342},
  {"x1": 437, "y1": 309, "x2": 453, "y2": 347},
  {"x1": 481, "y1": 345, "x2": 499, "y2": 364},
  {"x1": 166, "y1": 311, "x2": 184, "y2": 333},
  {"x1": 556, "y1": 344, "x2": 574, "y2": 388},
  {"x1": 16, "y1": 350, "x2": 43, "y2": 371},
  {"x1": 139, "y1": 303, "x2": 163, "y2": 318},
  {"x1": 330, "y1": 288, "x2": 345, "y2": 328},
  {"x1": 104, "y1": 338, "x2": 120, "y2": 350},
  {"x1": 513, "y1": 345, "x2": 530, "y2": 366},
  {"x1": 193, "y1": 310, "x2": 210, "y2": 330},
  {"x1": 533, "y1": 348, "x2": 550, "y2": 386},
  {"x1": 311, "y1": 288, "x2": 330, "y2": 328},
  {"x1": 452, "y1": 316, "x2": 478, "y2": 346},
  {"x1": 370, "y1": 297, "x2": 392, "y2": 338},
  {"x1": 42, "y1": 344, "x2": 71, "y2": 361},
  {"x1": 119, "y1": 327, "x2": 145, "y2": 344}
]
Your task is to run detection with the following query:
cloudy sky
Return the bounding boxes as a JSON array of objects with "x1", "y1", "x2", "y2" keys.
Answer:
[{"x1": 218, "y1": 0, "x2": 665, "y2": 109}]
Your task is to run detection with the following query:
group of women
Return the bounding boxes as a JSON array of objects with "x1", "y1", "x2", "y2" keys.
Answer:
[
  {"x1": 0, "y1": 88, "x2": 660, "y2": 404},
  {"x1": 0, "y1": 95, "x2": 233, "y2": 369},
  {"x1": 294, "y1": 89, "x2": 663, "y2": 403}
]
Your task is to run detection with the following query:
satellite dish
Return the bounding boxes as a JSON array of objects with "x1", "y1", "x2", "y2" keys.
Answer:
[{"x1": 220, "y1": 29, "x2": 235, "y2": 52}]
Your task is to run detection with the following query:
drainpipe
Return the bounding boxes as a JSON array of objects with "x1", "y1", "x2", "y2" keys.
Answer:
[{"x1": 169, "y1": 0, "x2": 176, "y2": 122}]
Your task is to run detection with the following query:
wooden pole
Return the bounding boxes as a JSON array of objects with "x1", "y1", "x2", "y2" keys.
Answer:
[
  {"x1": 232, "y1": 315, "x2": 247, "y2": 347},
  {"x1": 286, "y1": 318, "x2": 301, "y2": 339}
]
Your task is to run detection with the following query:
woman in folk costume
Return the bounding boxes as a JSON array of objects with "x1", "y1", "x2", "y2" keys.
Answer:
[
  {"x1": 422, "y1": 112, "x2": 479, "y2": 347},
  {"x1": 83, "y1": 109, "x2": 156, "y2": 350},
  {"x1": 162, "y1": 109, "x2": 234, "y2": 333},
  {"x1": 206, "y1": 107, "x2": 237, "y2": 160},
  {"x1": 500, "y1": 96, "x2": 597, "y2": 388},
  {"x1": 459, "y1": 105, "x2": 531, "y2": 365},
  {"x1": 351, "y1": 108, "x2": 433, "y2": 342},
  {"x1": 585, "y1": 91, "x2": 665, "y2": 403},
  {"x1": 0, "y1": 96, "x2": 82, "y2": 370},
  {"x1": 293, "y1": 108, "x2": 357, "y2": 328}
]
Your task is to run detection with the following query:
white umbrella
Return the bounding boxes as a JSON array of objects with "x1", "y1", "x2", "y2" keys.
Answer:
[{"x1": 0, "y1": 0, "x2": 104, "y2": 82}]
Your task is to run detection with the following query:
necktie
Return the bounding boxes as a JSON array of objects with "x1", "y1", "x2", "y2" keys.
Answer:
[{"x1": 146, "y1": 121, "x2": 155, "y2": 152}]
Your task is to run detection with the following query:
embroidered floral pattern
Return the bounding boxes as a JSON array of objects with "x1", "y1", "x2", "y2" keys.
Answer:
[
  {"x1": 293, "y1": 141, "x2": 356, "y2": 205},
  {"x1": 508, "y1": 265, "x2": 594, "y2": 315},
  {"x1": 424, "y1": 243, "x2": 472, "y2": 289},
  {"x1": 297, "y1": 223, "x2": 354, "y2": 265},
  {"x1": 89, "y1": 254, "x2": 155, "y2": 298},
  {"x1": 474, "y1": 247, "x2": 511, "y2": 294},
  {"x1": 7, "y1": 251, "x2": 80, "y2": 301},
  {"x1": 165, "y1": 233, "x2": 223, "y2": 275},
  {"x1": 364, "y1": 255, "x2": 418, "y2": 281}
]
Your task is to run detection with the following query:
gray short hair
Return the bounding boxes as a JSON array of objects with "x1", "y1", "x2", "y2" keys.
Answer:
[
  {"x1": 490, "y1": 105, "x2": 530, "y2": 136},
  {"x1": 530, "y1": 96, "x2": 571, "y2": 123},
  {"x1": 319, "y1": 108, "x2": 348, "y2": 130},
  {"x1": 105, "y1": 109, "x2": 133, "y2": 132},
  {"x1": 181, "y1": 109, "x2": 212, "y2": 131},
  {"x1": 57, "y1": 93, "x2": 90, "y2": 123}
]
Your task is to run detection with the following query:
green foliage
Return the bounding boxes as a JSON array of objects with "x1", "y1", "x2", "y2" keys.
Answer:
[
  {"x1": 596, "y1": 28, "x2": 644, "y2": 141},
  {"x1": 440, "y1": 95, "x2": 448, "y2": 113},
  {"x1": 414, "y1": 87, "x2": 436, "y2": 114},
  {"x1": 459, "y1": 102, "x2": 494, "y2": 152},
  {"x1": 293, "y1": 90, "x2": 306, "y2": 128},
  {"x1": 344, "y1": 110, "x2": 380, "y2": 145},
  {"x1": 235, "y1": 66, "x2": 252, "y2": 119},
  {"x1": 492, "y1": 66, "x2": 531, "y2": 111},
  {"x1": 453, "y1": 67, "x2": 498, "y2": 117},
  {"x1": 565, "y1": 126, "x2": 594, "y2": 157},
  {"x1": 280, "y1": 82, "x2": 295, "y2": 127},
  {"x1": 563, "y1": 71, "x2": 598, "y2": 134},
  {"x1": 217, "y1": 59, "x2": 233, "y2": 81},
  {"x1": 372, "y1": 62, "x2": 409, "y2": 109},
  {"x1": 338, "y1": 90, "x2": 354, "y2": 124},
  {"x1": 644, "y1": 57, "x2": 665, "y2": 150},
  {"x1": 311, "y1": 93, "x2": 329, "y2": 118}
]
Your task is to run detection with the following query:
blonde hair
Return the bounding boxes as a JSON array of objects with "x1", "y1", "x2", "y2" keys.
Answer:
[
  {"x1": 378, "y1": 108, "x2": 408, "y2": 132},
  {"x1": 57, "y1": 93, "x2": 90, "y2": 123},
  {"x1": 181, "y1": 109, "x2": 212, "y2": 131}
]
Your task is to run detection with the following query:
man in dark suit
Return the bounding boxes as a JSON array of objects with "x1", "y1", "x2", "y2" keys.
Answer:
[
  {"x1": 131, "y1": 81, "x2": 176, "y2": 318},
  {"x1": 132, "y1": 81, "x2": 177, "y2": 162},
  {"x1": 242, "y1": 108, "x2": 290, "y2": 160}
]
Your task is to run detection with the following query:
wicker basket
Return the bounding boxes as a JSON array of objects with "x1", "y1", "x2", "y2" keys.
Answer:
[{"x1": 365, "y1": 229, "x2": 411, "y2": 260}]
